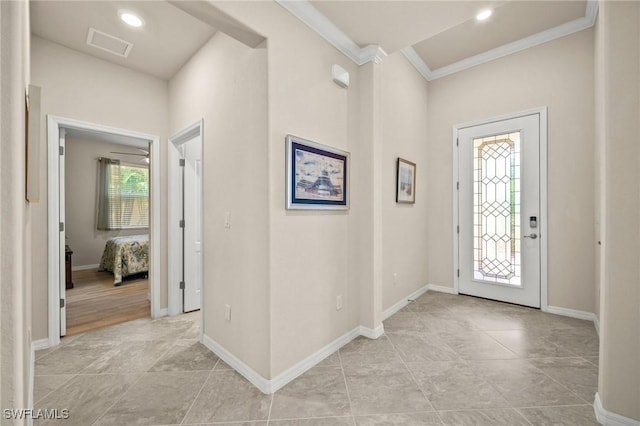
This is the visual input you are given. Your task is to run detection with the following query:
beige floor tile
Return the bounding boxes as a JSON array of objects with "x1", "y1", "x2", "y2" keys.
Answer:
[
  {"x1": 339, "y1": 335, "x2": 402, "y2": 366},
  {"x1": 82, "y1": 340, "x2": 173, "y2": 374},
  {"x1": 343, "y1": 363, "x2": 433, "y2": 415},
  {"x1": 34, "y1": 373, "x2": 139, "y2": 426},
  {"x1": 35, "y1": 340, "x2": 119, "y2": 375},
  {"x1": 355, "y1": 412, "x2": 442, "y2": 425},
  {"x1": 408, "y1": 361, "x2": 509, "y2": 410},
  {"x1": 437, "y1": 408, "x2": 530, "y2": 426},
  {"x1": 387, "y1": 332, "x2": 459, "y2": 362},
  {"x1": 33, "y1": 375, "x2": 74, "y2": 404},
  {"x1": 485, "y1": 329, "x2": 574, "y2": 358},
  {"x1": 474, "y1": 359, "x2": 584, "y2": 407},
  {"x1": 527, "y1": 357, "x2": 598, "y2": 403},
  {"x1": 317, "y1": 351, "x2": 342, "y2": 367},
  {"x1": 149, "y1": 339, "x2": 219, "y2": 372},
  {"x1": 439, "y1": 331, "x2": 518, "y2": 360},
  {"x1": 94, "y1": 371, "x2": 208, "y2": 425},
  {"x1": 518, "y1": 405, "x2": 600, "y2": 425},
  {"x1": 270, "y1": 366, "x2": 351, "y2": 420},
  {"x1": 182, "y1": 370, "x2": 271, "y2": 423},
  {"x1": 270, "y1": 417, "x2": 354, "y2": 425}
]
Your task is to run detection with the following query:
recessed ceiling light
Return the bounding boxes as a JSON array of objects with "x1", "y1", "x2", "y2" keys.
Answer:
[
  {"x1": 119, "y1": 11, "x2": 144, "y2": 28},
  {"x1": 476, "y1": 9, "x2": 493, "y2": 21}
]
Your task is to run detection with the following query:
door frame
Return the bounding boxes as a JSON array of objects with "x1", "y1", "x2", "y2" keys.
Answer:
[
  {"x1": 47, "y1": 115, "x2": 161, "y2": 346},
  {"x1": 168, "y1": 120, "x2": 204, "y2": 316},
  {"x1": 452, "y1": 107, "x2": 549, "y2": 310}
]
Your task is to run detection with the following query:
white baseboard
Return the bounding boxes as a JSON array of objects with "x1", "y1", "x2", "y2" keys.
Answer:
[
  {"x1": 28, "y1": 331, "x2": 35, "y2": 426},
  {"x1": 269, "y1": 327, "x2": 361, "y2": 393},
  {"x1": 545, "y1": 305, "x2": 597, "y2": 321},
  {"x1": 545, "y1": 305, "x2": 600, "y2": 336},
  {"x1": 382, "y1": 283, "x2": 458, "y2": 321},
  {"x1": 358, "y1": 324, "x2": 385, "y2": 339},
  {"x1": 383, "y1": 285, "x2": 429, "y2": 320},
  {"x1": 593, "y1": 315, "x2": 601, "y2": 336},
  {"x1": 594, "y1": 392, "x2": 640, "y2": 425},
  {"x1": 202, "y1": 334, "x2": 271, "y2": 394},
  {"x1": 71, "y1": 263, "x2": 99, "y2": 272},
  {"x1": 202, "y1": 324, "x2": 382, "y2": 394},
  {"x1": 32, "y1": 338, "x2": 50, "y2": 351},
  {"x1": 427, "y1": 283, "x2": 458, "y2": 294}
]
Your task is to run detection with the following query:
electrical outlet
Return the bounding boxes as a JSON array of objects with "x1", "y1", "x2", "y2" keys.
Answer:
[
  {"x1": 225, "y1": 304, "x2": 231, "y2": 321},
  {"x1": 336, "y1": 295, "x2": 343, "y2": 311}
]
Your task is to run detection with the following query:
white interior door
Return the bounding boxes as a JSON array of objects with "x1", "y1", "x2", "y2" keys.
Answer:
[
  {"x1": 59, "y1": 128, "x2": 67, "y2": 336},
  {"x1": 458, "y1": 113, "x2": 541, "y2": 308},
  {"x1": 182, "y1": 136, "x2": 202, "y2": 312}
]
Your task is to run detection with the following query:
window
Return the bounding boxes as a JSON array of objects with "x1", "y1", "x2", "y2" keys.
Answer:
[{"x1": 97, "y1": 159, "x2": 149, "y2": 230}]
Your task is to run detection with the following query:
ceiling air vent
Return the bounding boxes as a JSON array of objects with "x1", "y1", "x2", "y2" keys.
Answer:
[{"x1": 86, "y1": 28, "x2": 133, "y2": 58}]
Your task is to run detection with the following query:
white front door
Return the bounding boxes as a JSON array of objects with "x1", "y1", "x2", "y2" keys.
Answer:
[
  {"x1": 457, "y1": 113, "x2": 542, "y2": 308},
  {"x1": 182, "y1": 136, "x2": 202, "y2": 312}
]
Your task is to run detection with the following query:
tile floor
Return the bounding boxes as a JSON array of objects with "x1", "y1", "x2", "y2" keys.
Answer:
[{"x1": 34, "y1": 291, "x2": 601, "y2": 425}]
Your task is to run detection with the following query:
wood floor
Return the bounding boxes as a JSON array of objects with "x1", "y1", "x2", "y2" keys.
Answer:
[{"x1": 66, "y1": 268, "x2": 150, "y2": 336}]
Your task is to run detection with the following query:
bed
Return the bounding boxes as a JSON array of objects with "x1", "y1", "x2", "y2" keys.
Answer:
[{"x1": 99, "y1": 235, "x2": 149, "y2": 286}]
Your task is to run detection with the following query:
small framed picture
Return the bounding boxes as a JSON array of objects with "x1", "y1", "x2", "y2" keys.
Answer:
[
  {"x1": 396, "y1": 158, "x2": 416, "y2": 204},
  {"x1": 286, "y1": 134, "x2": 349, "y2": 210}
]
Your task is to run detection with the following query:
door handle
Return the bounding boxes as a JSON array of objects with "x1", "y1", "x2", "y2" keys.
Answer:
[{"x1": 524, "y1": 233, "x2": 538, "y2": 239}]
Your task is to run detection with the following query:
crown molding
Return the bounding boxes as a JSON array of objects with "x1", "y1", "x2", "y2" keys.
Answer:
[
  {"x1": 406, "y1": 0, "x2": 599, "y2": 81},
  {"x1": 277, "y1": 0, "x2": 598, "y2": 79},
  {"x1": 401, "y1": 46, "x2": 433, "y2": 80},
  {"x1": 276, "y1": 0, "x2": 386, "y2": 65},
  {"x1": 360, "y1": 44, "x2": 387, "y2": 65}
]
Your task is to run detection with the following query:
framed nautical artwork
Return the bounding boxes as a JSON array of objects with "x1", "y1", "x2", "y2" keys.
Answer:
[
  {"x1": 396, "y1": 157, "x2": 416, "y2": 204},
  {"x1": 286, "y1": 135, "x2": 349, "y2": 210}
]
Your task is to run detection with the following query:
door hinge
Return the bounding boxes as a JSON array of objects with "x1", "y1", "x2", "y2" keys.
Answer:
[
  {"x1": 60, "y1": 298, "x2": 65, "y2": 308},
  {"x1": 59, "y1": 222, "x2": 64, "y2": 232},
  {"x1": 179, "y1": 158, "x2": 185, "y2": 167},
  {"x1": 457, "y1": 269, "x2": 460, "y2": 278},
  {"x1": 59, "y1": 146, "x2": 64, "y2": 155},
  {"x1": 179, "y1": 219, "x2": 185, "y2": 228},
  {"x1": 456, "y1": 225, "x2": 459, "y2": 234},
  {"x1": 179, "y1": 281, "x2": 185, "y2": 290},
  {"x1": 456, "y1": 182, "x2": 459, "y2": 190},
  {"x1": 456, "y1": 138, "x2": 459, "y2": 147}
]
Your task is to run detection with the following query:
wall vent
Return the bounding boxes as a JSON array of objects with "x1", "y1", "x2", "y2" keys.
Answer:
[{"x1": 86, "y1": 28, "x2": 133, "y2": 58}]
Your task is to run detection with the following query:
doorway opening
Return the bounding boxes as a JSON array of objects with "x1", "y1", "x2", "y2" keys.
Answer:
[
  {"x1": 47, "y1": 116, "x2": 161, "y2": 345},
  {"x1": 168, "y1": 120, "x2": 204, "y2": 316},
  {"x1": 453, "y1": 108, "x2": 548, "y2": 309}
]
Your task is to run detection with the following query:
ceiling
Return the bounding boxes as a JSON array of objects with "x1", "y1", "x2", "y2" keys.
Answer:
[
  {"x1": 30, "y1": 1, "x2": 217, "y2": 80},
  {"x1": 30, "y1": 1, "x2": 596, "y2": 82},
  {"x1": 280, "y1": 0, "x2": 596, "y2": 80}
]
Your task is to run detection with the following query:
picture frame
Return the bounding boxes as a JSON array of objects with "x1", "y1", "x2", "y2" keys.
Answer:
[
  {"x1": 286, "y1": 134, "x2": 349, "y2": 210},
  {"x1": 396, "y1": 157, "x2": 416, "y2": 204}
]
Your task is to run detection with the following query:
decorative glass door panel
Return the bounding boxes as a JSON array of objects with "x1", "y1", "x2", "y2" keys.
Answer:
[
  {"x1": 458, "y1": 113, "x2": 541, "y2": 308},
  {"x1": 473, "y1": 132, "x2": 521, "y2": 286}
]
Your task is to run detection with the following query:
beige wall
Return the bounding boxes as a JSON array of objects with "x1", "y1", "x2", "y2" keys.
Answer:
[
  {"x1": 426, "y1": 29, "x2": 596, "y2": 313},
  {"x1": 211, "y1": 1, "x2": 366, "y2": 378},
  {"x1": 30, "y1": 36, "x2": 169, "y2": 340},
  {"x1": 169, "y1": 32, "x2": 271, "y2": 377},
  {"x1": 596, "y1": 1, "x2": 640, "y2": 420},
  {"x1": 65, "y1": 137, "x2": 149, "y2": 268},
  {"x1": 0, "y1": 0, "x2": 32, "y2": 410},
  {"x1": 379, "y1": 52, "x2": 429, "y2": 310}
]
